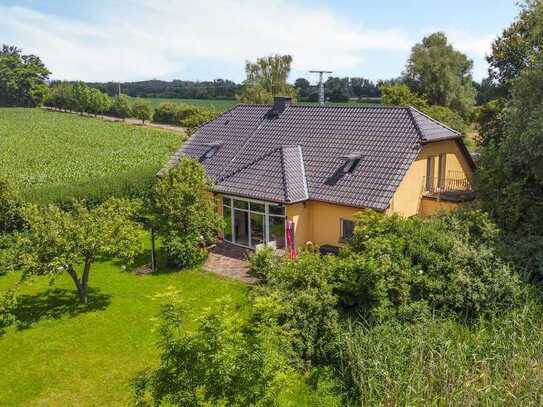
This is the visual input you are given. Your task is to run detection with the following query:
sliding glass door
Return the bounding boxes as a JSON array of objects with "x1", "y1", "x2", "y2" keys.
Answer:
[{"x1": 222, "y1": 196, "x2": 285, "y2": 249}]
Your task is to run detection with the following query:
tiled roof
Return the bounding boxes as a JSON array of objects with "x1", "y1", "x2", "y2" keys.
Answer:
[{"x1": 168, "y1": 103, "x2": 464, "y2": 210}]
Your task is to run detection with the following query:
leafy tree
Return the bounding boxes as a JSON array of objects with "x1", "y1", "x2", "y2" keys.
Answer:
[
  {"x1": 238, "y1": 54, "x2": 297, "y2": 103},
  {"x1": 72, "y1": 82, "x2": 92, "y2": 113},
  {"x1": 350, "y1": 77, "x2": 380, "y2": 98},
  {"x1": 475, "y1": 99, "x2": 507, "y2": 147},
  {"x1": 325, "y1": 77, "x2": 350, "y2": 102},
  {"x1": 110, "y1": 94, "x2": 131, "y2": 119},
  {"x1": 149, "y1": 157, "x2": 222, "y2": 267},
  {"x1": 9, "y1": 198, "x2": 144, "y2": 304},
  {"x1": 294, "y1": 77, "x2": 312, "y2": 100},
  {"x1": 132, "y1": 100, "x2": 152, "y2": 124},
  {"x1": 404, "y1": 33, "x2": 476, "y2": 119},
  {"x1": 474, "y1": 77, "x2": 503, "y2": 105},
  {"x1": 380, "y1": 84, "x2": 428, "y2": 110},
  {"x1": 381, "y1": 84, "x2": 467, "y2": 133},
  {"x1": 0, "y1": 45, "x2": 50, "y2": 107},
  {"x1": 44, "y1": 81, "x2": 77, "y2": 111},
  {"x1": 477, "y1": 60, "x2": 543, "y2": 234},
  {"x1": 488, "y1": 0, "x2": 543, "y2": 91},
  {"x1": 87, "y1": 88, "x2": 111, "y2": 116}
]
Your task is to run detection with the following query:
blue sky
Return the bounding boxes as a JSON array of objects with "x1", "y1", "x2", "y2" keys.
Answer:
[{"x1": 1, "y1": 0, "x2": 519, "y2": 84}]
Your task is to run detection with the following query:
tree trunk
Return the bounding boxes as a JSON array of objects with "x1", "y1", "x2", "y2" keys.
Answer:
[{"x1": 66, "y1": 260, "x2": 92, "y2": 305}]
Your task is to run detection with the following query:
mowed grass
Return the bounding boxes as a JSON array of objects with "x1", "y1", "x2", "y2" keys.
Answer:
[
  {"x1": 0, "y1": 262, "x2": 249, "y2": 406},
  {"x1": 0, "y1": 108, "x2": 181, "y2": 204}
]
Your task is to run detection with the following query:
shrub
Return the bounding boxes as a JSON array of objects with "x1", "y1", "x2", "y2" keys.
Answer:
[
  {"x1": 134, "y1": 291, "x2": 343, "y2": 406},
  {"x1": 161, "y1": 232, "x2": 207, "y2": 268},
  {"x1": 0, "y1": 179, "x2": 23, "y2": 234},
  {"x1": 179, "y1": 108, "x2": 219, "y2": 128},
  {"x1": 342, "y1": 209, "x2": 522, "y2": 321},
  {"x1": 248, "y1": 246, "x2": 281, "y2": 281},
  {"x1": 0, "y1": 290, "x2": 17, "y2": 336},
  {"x1": 253, "y1": 251, "x2": 341, "y2": 363}
]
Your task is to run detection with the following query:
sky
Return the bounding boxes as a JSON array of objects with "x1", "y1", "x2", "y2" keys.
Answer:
[{"x1": 0, "y1": 0, "x2": 520, "y2": 84}]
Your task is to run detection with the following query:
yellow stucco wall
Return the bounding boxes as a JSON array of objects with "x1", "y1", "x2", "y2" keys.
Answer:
[
  {"x1": 286, "y1": 200, "x2": 361, "y2": 247},
  {"x1": 388, "y1": 139, "x2": 473, "y2": 217},
  {"x1": 419, "y1": 197, "x2": 459, "y2": 217}
]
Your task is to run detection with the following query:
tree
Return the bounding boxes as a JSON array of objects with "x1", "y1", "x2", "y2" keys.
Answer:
[
  {"x1": 381, "y1": 84, "x2": 467, "y2": 134},
  {"x1": 149, "y1": 157, "x2": 223, "y2": 267},
  {"x1": 72, "y1": 82, "x2": 91, "y2": 113},
  {"x1": 110, "y1": 94, "x2": 131, "y2": 119},
  {"x1": 238, "y1": 54, "x2": 297, "y2": 103},
  {"x1": 477, "y1": 60, "x2": 543, "y2": 234},
  {"x1": 44, "y1": 81, "x2": 76, "y2": 111},
  {"x1": 10, "y1": 198, "x2": 144, "y2": 304},
  {"x1": 380, "y1": 84, "x2": 428, "y2": 111},
  {"x1": 132, "y1": 100, "x2": 152, "y2": 124},
  {"x1": 488, "y1": 0, "x2": 543, "y2": 91},
  {"x1": 325, "y1": 77, "x2": 350, "y2": 102},
  {"x1": 87, "y1": 88, "x2": 111, "y2": 116},
  {"x1": 0, "y1": 44, "x2": 50, "y2": 107},
  {"x1": 350, "y1": 77, "x2": 380, "y2": 98},
  {"x1": 404, "y1": 33, "x2": 476, "y2": 119},
  {"x1": 294, "y1": 77, "x2": 312, "y2": 100}
]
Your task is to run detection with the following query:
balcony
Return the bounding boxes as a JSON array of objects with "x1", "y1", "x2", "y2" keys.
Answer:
[{"x1": 422, "y1": 171, "x2": 475, "y2": 203}]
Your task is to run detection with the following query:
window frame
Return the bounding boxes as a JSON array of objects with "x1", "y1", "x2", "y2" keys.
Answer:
[
  {"x1": 339, "y1": 218, "x2": 355, "y2": 242},
  {"x1": 222, "y1": 195, "x2": 286, "y2": 249}
]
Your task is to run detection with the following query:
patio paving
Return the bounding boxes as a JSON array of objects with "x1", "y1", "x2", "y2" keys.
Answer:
[{"x1": 203, "y1": 241, "x2": 258, "y2": 283}]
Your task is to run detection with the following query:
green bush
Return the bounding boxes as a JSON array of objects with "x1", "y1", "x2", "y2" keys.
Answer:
[
  {"x1": 134, "y1": 291, "x2": 344, "y2": 406},
  {"x1": 0, "y1": 179, "x2": 23, "y2": 233},
  {"x1": 0, "y1": 289, "x2": 17, "y2": 336},
  {"x1": 253, "y1": 251, "x2": 341, "y2": 363},
  {"x1": 152, "y1": 102, "x2": 219, "y2": 128},
  {"x1": 342, "y1": 209, "x2": 522, "y2": 321},
  {"x1": 161, "y1": 233, "x2": 207, "y2": 269},
  {"x1": 248, "y1": 246, "x2": 281, "y2": 281}
]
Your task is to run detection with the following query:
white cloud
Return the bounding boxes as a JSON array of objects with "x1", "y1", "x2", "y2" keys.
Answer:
[{"x1": 0, "y1": 0, "x2": 412, "y2": 82}]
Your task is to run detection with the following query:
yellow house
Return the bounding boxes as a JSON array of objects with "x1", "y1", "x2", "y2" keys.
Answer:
[{"x1": 166, "y1": 97, "x2": 475, "y2": 251}]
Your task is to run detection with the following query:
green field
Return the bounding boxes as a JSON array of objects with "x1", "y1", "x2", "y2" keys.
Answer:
[
  {"x1": 0, "y1": 108, "x2": 181, "y2": 204},
  {"x1": 0, "y1": 260, "x2": 247, "y2": 406},
  {"x1": 133, "y1": 97, "x2": 382, "y2": 112}
]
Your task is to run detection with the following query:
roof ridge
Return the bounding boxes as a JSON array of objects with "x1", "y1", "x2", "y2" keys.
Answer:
[
  {"x1": 409, "y1": 106, "x2": 461, "y2": 138},
  {"x1": 406, "y1": 106, "x2": 425, "y2": 142}
]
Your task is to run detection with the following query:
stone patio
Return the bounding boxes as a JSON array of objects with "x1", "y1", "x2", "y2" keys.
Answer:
[{"x1": 203, "y1": 241, "x2": 257, "y2": 283}]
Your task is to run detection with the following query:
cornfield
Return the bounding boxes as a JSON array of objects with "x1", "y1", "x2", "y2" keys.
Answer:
[{"x1": 0, "y1": 108, "x2": 181, "y2": 204}]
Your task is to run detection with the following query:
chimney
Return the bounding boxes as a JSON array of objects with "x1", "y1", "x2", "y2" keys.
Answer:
[{"x1": 270, "y1": 96, "x2": 292, "y2": 116}]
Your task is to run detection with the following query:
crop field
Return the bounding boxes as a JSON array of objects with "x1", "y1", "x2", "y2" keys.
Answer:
[
  {"x1": 130, "y1": 97, "x2": 237, "y2": 112},
  {"x1": 0, "y1": 108, "x2": 181, "y2": 204},
  {"x1": 132, "y1": 97, "x2": 382, "y2": 112}
]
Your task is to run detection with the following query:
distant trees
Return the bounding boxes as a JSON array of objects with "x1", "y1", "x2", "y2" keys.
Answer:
[
  {"x1": 293, "y1": 76, "x2": 381, "y2": 103},
  {"x1": 87, "y1": 78, "x2": 241, "y2": 100},
  {"x1": 45, "y1": 81, "x2": 112, "y2": 116},
  {"x1": 405, "y1": 32, "x2": 476, "y2": 119},
  {"x1": 0, "y1": 45, "x2": 50, "y2": 107},
  {"x1": 238, "y1": 54, "x2": 297, "y2": 103}
]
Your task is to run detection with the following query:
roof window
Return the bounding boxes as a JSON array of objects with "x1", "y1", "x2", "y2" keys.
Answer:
[
  {"x1": 201, "y1": 142, "x2": 222, "y2": 161},
  {"x1": 341, "y1": 152, "x2": 363, "y2": 173}
]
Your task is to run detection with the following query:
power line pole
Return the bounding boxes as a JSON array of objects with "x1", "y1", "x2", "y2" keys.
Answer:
[{"x1": 309, "y1": 70, "x2": 332, "y2": 105}]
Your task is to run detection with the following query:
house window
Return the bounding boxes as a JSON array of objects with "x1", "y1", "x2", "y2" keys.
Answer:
[
  {"x1": 340, "y1": 218, "x2": 355, "y2": 241},
  {"x1": 437, "y1": 153, "x2": 447, "y2": 189},
  {"x1": 222, "y1": 196, "x2": 285, "y2": 249}
]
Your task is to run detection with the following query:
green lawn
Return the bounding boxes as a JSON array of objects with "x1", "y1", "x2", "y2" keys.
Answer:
[
  {"x1": 0, "y1": 261, "x2": 248, "y2": 406},
  {"x1": 0, "y1": 108, "x2": 181, "y2": 204}
]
